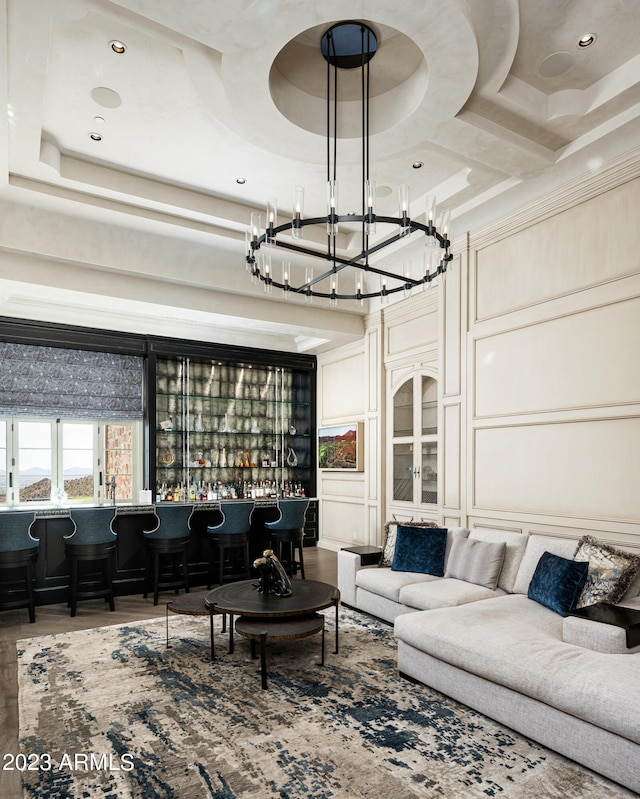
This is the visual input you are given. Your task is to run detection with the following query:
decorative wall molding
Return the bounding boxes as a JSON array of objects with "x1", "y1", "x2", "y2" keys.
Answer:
[{"x1": 469, "y1": 146, "x2": 640, "y2": 250}]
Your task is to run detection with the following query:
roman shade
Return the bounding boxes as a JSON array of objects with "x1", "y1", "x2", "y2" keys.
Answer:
[{"x1": 0, "y1": 343, "x2": 143, "y2": 420}]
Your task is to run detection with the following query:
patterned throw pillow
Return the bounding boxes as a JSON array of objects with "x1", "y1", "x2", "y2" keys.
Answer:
[
  {"x1": 379, "y1": 520, "x2": 438, "y2": 567},
  {"x1": 573, "y1": 536, "x2": 640, "y2": 608}
]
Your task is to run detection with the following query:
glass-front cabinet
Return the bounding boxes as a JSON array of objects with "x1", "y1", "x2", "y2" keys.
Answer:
[
  {"x1": 390, "y1": 371, "x2": 438, "y2": 516},
  {"x1": 153, "y1": 357, "x2": 312, "y2": 500}
]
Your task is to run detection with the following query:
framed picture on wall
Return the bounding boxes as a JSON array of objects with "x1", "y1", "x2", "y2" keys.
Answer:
[{"x1": 318, "y1": 422, "x2": 364, "y2": 471}]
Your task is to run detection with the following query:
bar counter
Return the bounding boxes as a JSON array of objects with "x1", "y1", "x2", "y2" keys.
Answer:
[{"x1": 0, "y1": 499, "x2": 317, "y2": 607}]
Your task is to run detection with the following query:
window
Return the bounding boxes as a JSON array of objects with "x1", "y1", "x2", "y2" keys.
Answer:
[{"x1": 0, "y1": 418, "x2": 142, "y2": 507}]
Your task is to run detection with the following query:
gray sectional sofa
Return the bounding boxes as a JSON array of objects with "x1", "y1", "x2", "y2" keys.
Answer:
[{"x1": 337, "y1": 526, "x2": 640, "y2": 793}]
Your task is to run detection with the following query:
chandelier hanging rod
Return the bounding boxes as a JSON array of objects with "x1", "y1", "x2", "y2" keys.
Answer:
[{"x1": 244, "y1": 20, "x2": 453, "y2": 306}]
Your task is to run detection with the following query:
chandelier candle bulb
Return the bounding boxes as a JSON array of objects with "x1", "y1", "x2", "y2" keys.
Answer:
[
  {"x1": 329, "y1": 273, "x2": 338, "y2": 308},
  {"x1": 304, "y1": 266, "x2": 314, "y2": 304},
  {"x1": 440, "y1": 210, "x2": 452, "y2": 248},
  {"x1": 399, "y1": 184, "x2": 410, "y2": 236},
  {"x1": 292, "y1": 187, "x2": 304, "y2": 239},
  {"x1": 380, "y1": 277, "x2": 389, "y2": 305},
  {"x1": 327, "y1": 180, "x2": 339, "y2": 235},
  {"x1": 404, "y1": 259, "x2": 412, "y2": 299},
  {"x1": 266, "y1": 199, "x2": 277, "y2": 244},
  {"x1": 264, "y1": 254, "x2": 273, "y2": 293},
  {"x1": 425, "y1": 195, "x2": 437, "y2": 244},
  {"x1": 282, "y1": 261, "x2": 290, "y2": 298},
  {"x1": 365, "y1": 179, "x2": 376, "y2": 234}
]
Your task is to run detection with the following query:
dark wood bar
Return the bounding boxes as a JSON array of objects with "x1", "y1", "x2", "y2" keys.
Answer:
[{"x1": 1, "y1": 500, "x2": 316, "y2": 607}]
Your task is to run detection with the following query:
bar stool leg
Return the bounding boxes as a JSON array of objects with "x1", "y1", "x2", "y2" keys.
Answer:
[
  {"x1": 26, "y1": 560, "x2": 36, "y2": 623},
  {"x1": 70, "y1": 557, "x2": 78, "y2": 618}
]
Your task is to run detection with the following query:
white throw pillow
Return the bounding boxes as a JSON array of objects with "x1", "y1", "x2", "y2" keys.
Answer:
[{"x1": 444, "y1": 536, "x2": 506, "y2": 590}]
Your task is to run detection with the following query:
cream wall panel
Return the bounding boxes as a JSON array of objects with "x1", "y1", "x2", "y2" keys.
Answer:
[
  {"x1": 367, "y1": 326, "x2": 380, "y2": 413},
  {"x1": 320, "y1": 350, "x2": 365, "y2": 419},
  {"x1": 320, "y1": 474, "x2": 365, "y2": 499},
  {"x1": 475, "y1": 178, "x2": 640, "y2": 320},
  {"x1": 475, "y1": 297, "x2": 640, "y2": 417},
  {"x1": 443, "y1": 403, "x2": 461, "y2": 509},
  {"x1": 443, "y1": 252, "x2": 463, "y2": 397},
  {"x1": 320, "y1": 499, "x2": 367, "y2": 546},
  {"x1": 386, "y1": 308, "x2": 438, "y2": 358},
  {"x1": 474, "y1": 419, "x2": 640, "y2": 521}
]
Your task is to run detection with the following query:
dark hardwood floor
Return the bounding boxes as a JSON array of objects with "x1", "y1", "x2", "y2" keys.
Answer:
[{"x1": 0, "y1": 546, "x2": 337, "y2": 799}]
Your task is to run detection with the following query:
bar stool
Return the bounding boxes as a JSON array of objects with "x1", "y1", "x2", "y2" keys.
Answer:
[
  {"x1": 65, "y1": 508, "x2": 117, "y2": 617},
  {"x1": 207, "y1": 501, "x2": 253, "y2": 588},
  {"x1": 265, "y1": 498, "x2": 309, "y2": 579},
  {"x1": 0, "y1": 512, "x2": 39, "y2": 623},
  {"x1": 143, "y1": 504, "x2": 192, "y2": 606}
]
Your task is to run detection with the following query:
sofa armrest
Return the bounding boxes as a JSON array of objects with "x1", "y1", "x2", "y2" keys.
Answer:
[
  {"x1": 337, "y1": 548, "x2": 380, "y2": 608},
  {"x1": 562, "y1": 616, "x2": 640, "y2": 654}
]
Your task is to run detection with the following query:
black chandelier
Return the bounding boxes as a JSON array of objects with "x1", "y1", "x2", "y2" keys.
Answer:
[{"x1": 245, "y1": 21, "x2": 453, "y2": 305}]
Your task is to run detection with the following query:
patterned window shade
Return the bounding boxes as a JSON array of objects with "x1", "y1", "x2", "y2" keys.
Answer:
[{"x1": 0, "y1": 343, "x2": 143, "y2": 420}]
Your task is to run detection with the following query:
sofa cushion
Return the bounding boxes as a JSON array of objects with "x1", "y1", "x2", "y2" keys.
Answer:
[
  {"x1": 444, "y1": 536, "x2": 506, "y2": 590},
  {"x1": 468, "y1": 529, "x2": 528, "y2": 593},
  {"x1": 513, "y1": 535, "x2": 577, "y2": 594},
  {"x1": 573, "y1": 536, "x2": 640, "y2": 608},
  {"x1": 379, "y1": 520, "x2": 438, "y2": 567},
  {"x1": 394, "y1": 594, "x2": 640, "y2": 745},
  {"x1": 399, "y1": 578, "x2": 506, "y2": 611},
  {"x1": 527, "y1": 552, "x2": 589, "y2": 616},
  {"x1": 392, "y1": 526, "x2": 447, "y2": 575},
  {"x1": 356, "y1": 567, "x2": 438, "y2": 603}
]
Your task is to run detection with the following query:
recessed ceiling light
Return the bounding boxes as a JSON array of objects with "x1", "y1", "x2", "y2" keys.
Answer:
[
  {"x1": 110, "y1": 40, "x2": 126, "y2": 54},
  {"x1": 412, "y1": 161, "x2": 424, "y2": 169},
  {"x1": 89, "y1": 132, "x2": 102, "y2": 141},
  {"x1": 578, "y1": 34, "x2": 596, "y2": 48},
  {"x1": 236, "y1": 177, "x2": 246, "y2": 184},
  {"x1": 94, "y1": 116, "x2": 105, "y2": 124}
]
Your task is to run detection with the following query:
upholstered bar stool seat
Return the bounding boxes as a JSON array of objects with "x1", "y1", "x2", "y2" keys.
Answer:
[
  {"x1": 207, "y1": 501, "x2": 254, "y2": 588},
  {"x1": 0, "y1": 512, "x2": 39, "y2": 623},
  {"x1": 265, "y1": 499, "x2": 310, "y2": 579},
  {"x1": 143, "y1": 504, "x2": 192, "y2": 606},
  {"x1": 65, "y1": 508, "x2": 117, "y2": 617}
]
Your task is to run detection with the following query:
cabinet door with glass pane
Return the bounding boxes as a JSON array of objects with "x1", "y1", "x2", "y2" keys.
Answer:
[{"x1": 390, "y1": 372, "x2": 438, "y2": 511}]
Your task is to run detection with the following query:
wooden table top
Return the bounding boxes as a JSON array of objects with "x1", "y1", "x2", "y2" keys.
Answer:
[
  {"x1": 167, "y1": 590, "x2": 216, "y2": 616},
  {"x1": 205, "y1": 579, "x2": 339, "y2": 618}
]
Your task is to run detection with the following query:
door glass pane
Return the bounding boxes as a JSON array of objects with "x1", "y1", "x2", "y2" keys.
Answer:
[
  {"x1": 18, "y1": 421, "x2": 52, "y2": 502},
  {"x1": 422, "y1": 377, "x2": 438, "y2": 435},
  {"x1": 63, "y1": 423, "x2": 94, "y2": 501},
  {"x1": 393, "y1": 379, "x2": 413, "y2": 437},
  {"x1": 393, "y1": 442, "x2": 414, "y2": 502},
  {"x1": 421, "y1": 441, "x2": 437, "y2": 504},
  {"x1": 105, "y1": 424, "x2": 133, "y2": 502},
  {"x1": 0, "y1": 421, "x2": 6, "y2": 503}
]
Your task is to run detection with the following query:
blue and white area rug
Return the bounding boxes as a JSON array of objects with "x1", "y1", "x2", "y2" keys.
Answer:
[{"x1": 17, "y1": 608, "x2": 633, "y2": 798}]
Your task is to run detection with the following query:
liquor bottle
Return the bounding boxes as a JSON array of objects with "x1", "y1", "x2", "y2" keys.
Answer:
[
  {"x1": 189, "y1": 480, "x2": 196, "y2": 501},
  {"x1": 165, "y1": 485, "x2": 173, "y2": 502}
]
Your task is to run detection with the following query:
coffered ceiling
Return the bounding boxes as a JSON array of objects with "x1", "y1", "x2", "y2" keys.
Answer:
[{"x1": 1, "y1": 0, "x2": 639, "y2": 352}]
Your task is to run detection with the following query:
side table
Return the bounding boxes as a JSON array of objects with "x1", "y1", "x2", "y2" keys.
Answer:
[
  {"x1": 234, "y1": 613, "x2": 325, "y2": 689},
  {"x1": 341, "y1": 545, "x2": 382, "y2": 566},
  {"x1": 166, "y1": 590, "x2": 227, "y2": 659}
]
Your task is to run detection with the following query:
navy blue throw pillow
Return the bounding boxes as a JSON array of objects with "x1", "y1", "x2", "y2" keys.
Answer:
[
  {"x1": 391, "y1": 526, "x2": 448, "y2": 576},
  {"x1": 528, "y1": 551, "x2": 589, "y2": 616}
]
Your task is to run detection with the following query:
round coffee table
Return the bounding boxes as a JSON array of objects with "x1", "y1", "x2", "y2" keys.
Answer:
[{"x1": 205, "y1": 579, "x2": 340, "y2": 688}]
